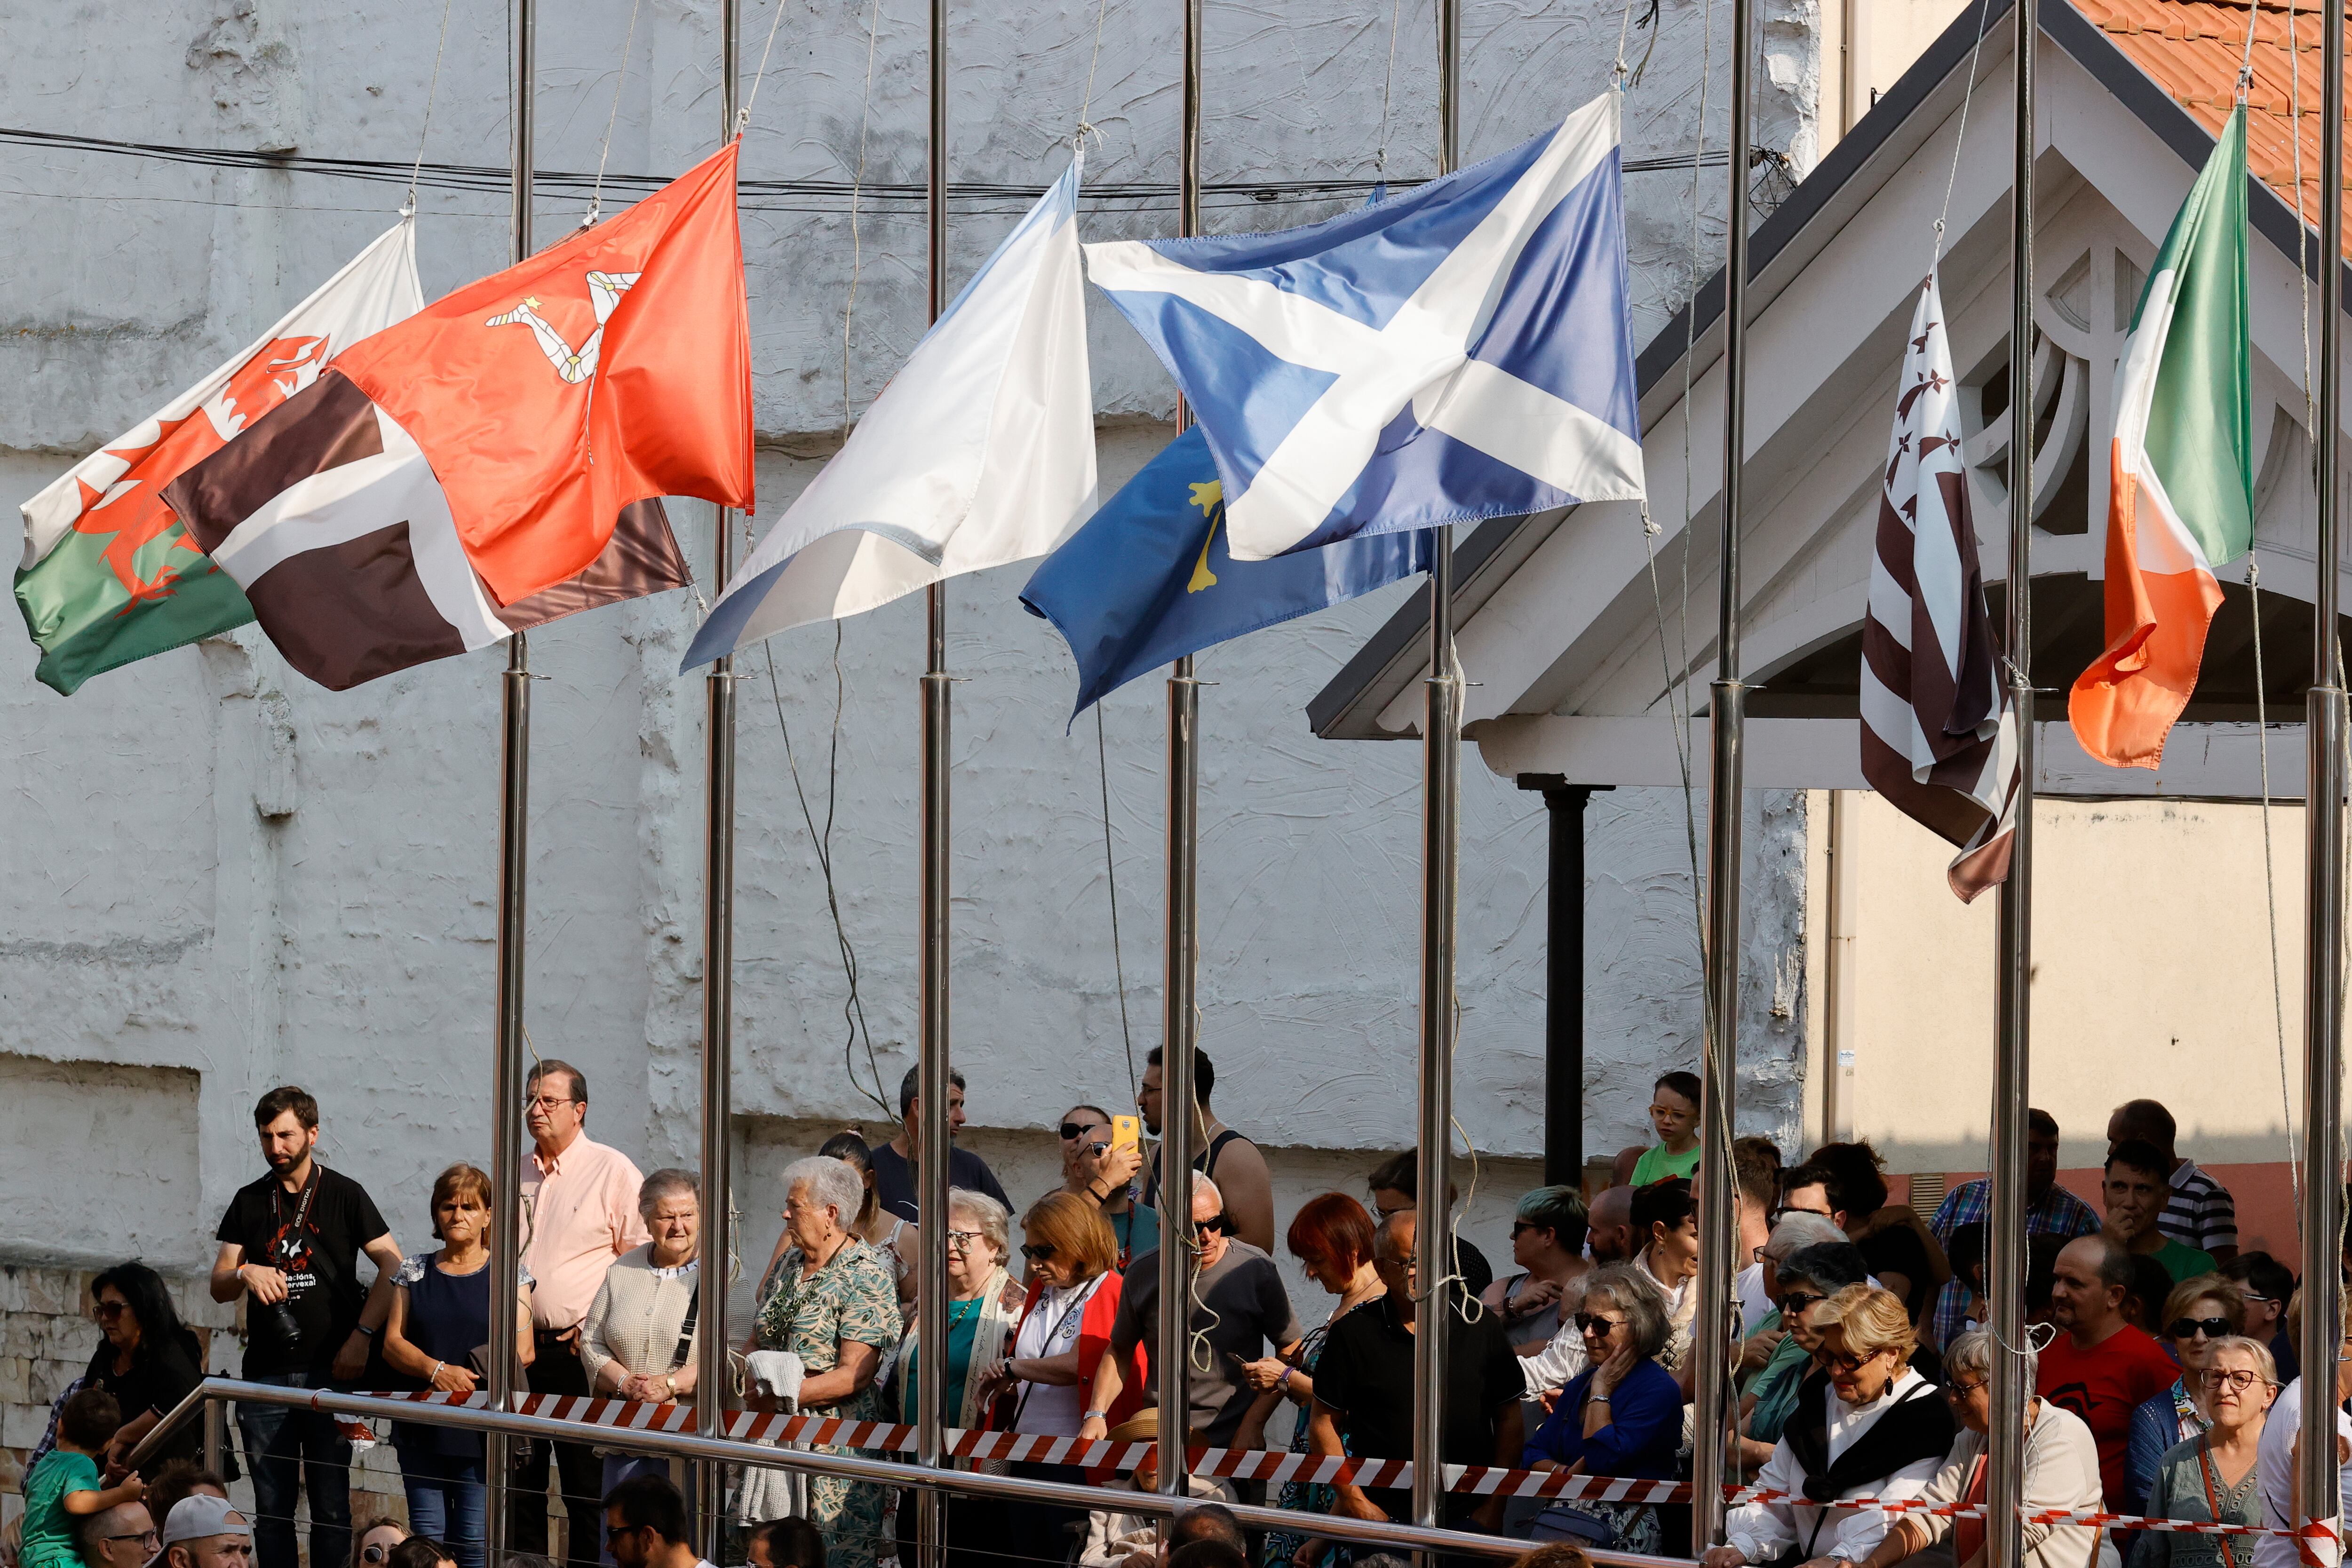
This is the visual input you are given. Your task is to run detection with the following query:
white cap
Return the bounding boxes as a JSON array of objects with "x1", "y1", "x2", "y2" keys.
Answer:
[{"x1": 161, "y1": 1496, "x2": 250, "y2": 1550}]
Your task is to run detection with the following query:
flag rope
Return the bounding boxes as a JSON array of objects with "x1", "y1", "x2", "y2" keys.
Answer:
[
  {"x1": 739, "y1": 0, "x2": 796, "y2": 134},
  {"x1": 586, "y1": 0, "x2": 649, "y2": 226},
  {"x1": 1930, "y1": 0, "x2": 1995, "y2": 267},
  {"x1": 403, "y1": 0, "x2": 458, "y2": 217},
  {"x1": 344, "y1": 1386, "x2": 2316, "y2": 1530}
]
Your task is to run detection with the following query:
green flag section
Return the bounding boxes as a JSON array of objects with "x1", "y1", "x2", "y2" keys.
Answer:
[
  {"x1": 14, "y1": 219, "x2": 422, "y2": 694},
  {"x1": 2068, "y1": 104, "x2": 2252, "y2": 769}
]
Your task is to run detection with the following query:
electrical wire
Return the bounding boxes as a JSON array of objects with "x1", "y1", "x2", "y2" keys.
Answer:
[{"x1": 1095, "y1": 706, "x2": 1140, "y2": 1105}]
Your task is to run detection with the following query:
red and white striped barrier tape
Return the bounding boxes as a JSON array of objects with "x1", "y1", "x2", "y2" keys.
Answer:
[{"x1": 346, "y1": 1390, "x2": 2329, "y2": 1538}]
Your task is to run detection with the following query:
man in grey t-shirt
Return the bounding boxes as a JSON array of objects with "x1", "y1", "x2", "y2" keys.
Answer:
[{"x1": 1081, "y1": 1174, "x2": 1303, "y2": 1448}]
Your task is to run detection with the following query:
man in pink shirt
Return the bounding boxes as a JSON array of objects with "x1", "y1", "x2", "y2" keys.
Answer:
[{"x1": 510, "y1": 1059, "x2": 650, "y2": 1568}]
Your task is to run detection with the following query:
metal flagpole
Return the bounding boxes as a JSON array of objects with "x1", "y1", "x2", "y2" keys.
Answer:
[
  {"x1": 1158, "y1": 0, "x2": 1204, "y2": 1523},
  {"x1": 1411, "y1": 0, "x2": 1462, "y2": 1538},
  {"x1": 2300, "y1": 0, "x2": 2348, "y2": 1550},
  {"x1": 916, "y1": 2, "x2": 952, "y2": 1562},
  {"x1": 694, "y1": 0, "x2": 742, "y2": 1550},
  {"x1": 485, "y1": 1, "x2": 534, "y2": 1558},
  {"x1": 1690, "y1": 0, "x2": 1753, "y2": 1544},
  {"x1": 1985, "y1": 6, "x2": 2038, "y2": 1568}
]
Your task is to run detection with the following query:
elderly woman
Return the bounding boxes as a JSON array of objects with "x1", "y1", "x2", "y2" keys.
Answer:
[
  {"x1": 581, "y1": 1169, "x2": 705, "y2": 1499},
  {"x1": 2144, "y1": 1337, "x2": 2275, "y2": 1568},
  {"x1": 888, "y1": 1189, "x2": 1015, "y2": 1568},
  {"x1": 1054, "y1": 1106, "x2": 1157, "y2": 1269},
  {"x1": 1520, "y1": 1265, "x2": 1683, "y2": 1554},
  {"x1": 380, "y1": 1163, "x2": 536, "y2": 1568},
  {"x1": 1484, "y1": 1186, "x2": 1590, "y2": 1352},
  {"x1": 978, "y1": 1191, "x2": 1140, "y2": 1568},
  {"x1": 1703, "y1": 1285, "x2": 1956, "y2": 1568},
  {"x1": 84, "y1": 1262, "x2": 206, "y2": 1480},
  {"x1": 746, "y1": 1155, "x2": 903, "y2": 1568},
  {"x1": 1737, "y1": 1239, "x2": 1871, "y2": 1473},
  {"x1": 2126, "y1": 1275, "x2": 2247, "y2": 1518},
  {"x1": 1847, "y1": 1327, "x2": 2112, "y2": 1568}
]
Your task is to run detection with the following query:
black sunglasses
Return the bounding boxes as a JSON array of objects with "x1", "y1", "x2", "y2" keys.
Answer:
[
  {"x1": 1780, "y1": 1290, "x2": 1827, "y2": 1316},
  {"x1": 1057, "y1": 1122, "x2": 1097, "y2": 1140},
  {"x1": 2169, "y1": 1316, "x2": 2235, "y2": 1340},
  {"x1": 1198, "y1": 1211, "x2": 1234, "y2": 1235},
  {"x1": 1573, "y1": 1312, "x2": 1619, "y2": 1335},
  {"x1": 1020, "y1": 1243, "x2": 1058, "y2": 1263}
]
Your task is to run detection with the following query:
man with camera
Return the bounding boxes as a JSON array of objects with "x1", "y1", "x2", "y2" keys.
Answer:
[{"x1": 210, "y1": 1086, "x2": 404, "y2": 1568}]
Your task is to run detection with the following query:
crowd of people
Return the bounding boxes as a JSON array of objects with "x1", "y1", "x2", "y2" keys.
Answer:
[{"x1": 24, "y1": 1058, "x2": 2344, "y2": 1568}]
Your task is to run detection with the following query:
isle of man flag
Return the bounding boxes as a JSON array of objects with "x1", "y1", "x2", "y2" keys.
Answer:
[
  {"x1": 15, "y1": 222, "x2": 422, "y2": 694},
  {"x1": 2068, "y1": 105, "x2": 2252, "y2": 768}
]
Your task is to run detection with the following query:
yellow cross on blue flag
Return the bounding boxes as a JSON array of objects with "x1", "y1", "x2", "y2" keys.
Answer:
[{"x1": 1021, "y1": 424, "x2": 1432, "y2": 723}]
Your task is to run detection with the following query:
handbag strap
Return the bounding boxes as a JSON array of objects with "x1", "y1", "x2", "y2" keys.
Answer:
[
  {"x1": 669, "y1": 1286, "x2": 701, "y2": 1373},
  {"x1": 2196, "y1": 1435, "x2": 2240, "y2": 1568}
]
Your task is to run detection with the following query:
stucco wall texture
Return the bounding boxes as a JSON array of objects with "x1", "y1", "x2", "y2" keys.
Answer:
[{"x1": 0, "y1": 0, "x2": 1819, "y2": 1273}]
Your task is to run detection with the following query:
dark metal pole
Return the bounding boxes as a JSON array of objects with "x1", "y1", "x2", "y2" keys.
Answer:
[
  {"x1": 917, "y1": 7, "x2": 952, "y2": 1562},
  {"x1": 694, "y1": 1, "x2": 742, "y2": 1550},
  {"x1": 2301, "y1": 0, "x2": 2347, "y2": 1544},
  {"x1": 1692, "y1": 0, "x2": 1752, "y2": 1541},
  {"x1": 1411, "y1": 0, "x2": 1462, "y2": 1537},
  {"x1": 1518, "y1": 779, "x2": 1597, "y2": 1187},
  {"x1": 1986, "y1": 7, "x2": 2038, "y2": 1568},
  {"x1": 1157, "y1": 0, "x2": 1204, "y2": 1521},
  {"x1": 487, "y1": 3, "x2": 533, "y2": 1554}
]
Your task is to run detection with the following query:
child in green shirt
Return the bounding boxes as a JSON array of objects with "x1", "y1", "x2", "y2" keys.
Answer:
[
  {"x1": 22, "y1": 1388, "x2": 145, "y2": 1568},
  {"x1": 1629, "y1": 1070, "x2": 1703, "y2": 1186}
]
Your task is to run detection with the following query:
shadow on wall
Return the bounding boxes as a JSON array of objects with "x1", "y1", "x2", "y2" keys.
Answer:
[{"x1": 1883, "y1": 1153, "x2": 2304, "y2": 1267}]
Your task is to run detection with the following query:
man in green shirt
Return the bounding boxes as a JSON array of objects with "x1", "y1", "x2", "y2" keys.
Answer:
[
  {"x1": 2103, "y1": 1139, "x2": 2217, "y2": 1284},
  {"x1": 1629, "y1": 1070, "x2": 1702, "y2": 1186}
]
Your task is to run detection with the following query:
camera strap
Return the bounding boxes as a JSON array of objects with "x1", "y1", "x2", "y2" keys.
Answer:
[{"x1": 272, "y1": 1164, "x2": 321, "y2": 1258}]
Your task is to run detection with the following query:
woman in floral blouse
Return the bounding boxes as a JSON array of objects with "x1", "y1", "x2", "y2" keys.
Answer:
[{"x1": 747, "y1": 1155, "x2": 902, "y2": 1568}]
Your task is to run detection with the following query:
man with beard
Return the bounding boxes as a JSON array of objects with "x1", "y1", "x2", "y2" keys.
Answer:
[
  {"x1": 1586, "y1": 1186, "x2": 1637, "y2": 1265},
  {"x1": 209, "y1": 1087, "x2": 402, "y2": 1568},
  {"x1": 2033, "y1": 1233, "x2": 2177, "y2": 1510}
]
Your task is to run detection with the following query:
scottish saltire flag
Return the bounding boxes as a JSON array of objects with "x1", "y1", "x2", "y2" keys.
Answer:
[
  {"x1": 683, "y1": 158, "x2": 1097, "y2": 666},
  {"x1": 1021, "y1": 425, "x2": 1433, "y2": 720},
  {"x1": 1084, "y1": 91, "x2": 1643, "y2": 562}
]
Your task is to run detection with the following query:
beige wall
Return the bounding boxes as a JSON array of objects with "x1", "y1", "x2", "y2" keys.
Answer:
[
  {"x1": 1823, "y1": 0, "x2": 1976, "y2": 150},
  {"x1": 1807, "y1": 788, "x2": 2306, "y2": 1176}
]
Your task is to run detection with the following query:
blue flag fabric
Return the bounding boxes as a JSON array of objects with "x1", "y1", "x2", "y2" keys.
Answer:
[
  {"x1": 1081, "y1": 90, "x2": 1645, "y2": 563},
  {"x1": 1021, "y1": 425, "x2": 1433, "y2": 722}
]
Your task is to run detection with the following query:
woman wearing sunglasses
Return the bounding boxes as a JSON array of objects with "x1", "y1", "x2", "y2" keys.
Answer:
[
  {"x1": 1051, "y1": 1107, "x2": 1157, "y2": 1271},
  {"x1": 977, "y1": 1192, "x2": 1141, "y2": 1568},
  {"x1": 2124, "y1": 1275, "x2": 2246, "y2": 1522},
  {"x1": 2144, "y1": 1337, "x2": 2275, "y2": 1568},
  {"x1": 1518, "y1": 1265, "x2": 1682, "y2": 1554},
  {"x1": 1738, "y1": 1239, "x2": 1870, "y2": 1474},
  {"x1": 1706, "y1": 1285, "x2": 1956, "y2": 1568},
  {"x1": 82, "y1": 1262, "x2": 206, "y2": 1481},
  {"x1": 1840, "y1": 1327, "x2": 2111, "y2": 1568},
  {"x1": 888, "y1": 1188, "x2": 1017, "y2": 1568}
]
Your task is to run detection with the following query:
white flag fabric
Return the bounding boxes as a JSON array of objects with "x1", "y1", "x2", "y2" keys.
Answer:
[{"x1": 683, "y1": 159, "x2": 1097, "y2": 663}]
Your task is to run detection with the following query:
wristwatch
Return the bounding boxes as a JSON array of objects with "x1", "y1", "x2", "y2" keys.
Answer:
[{"x1": 1083, "y1": 1409, "x2": 1110, "y2": 1422}]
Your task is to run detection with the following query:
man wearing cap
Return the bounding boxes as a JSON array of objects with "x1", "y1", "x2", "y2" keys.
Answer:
[
  {"x1": 159, "y1": 1495, "x2": 254, "y2": 1568},
  {"x1": 76, "y1": 1501, "x2": 154, "y2": 1568}
]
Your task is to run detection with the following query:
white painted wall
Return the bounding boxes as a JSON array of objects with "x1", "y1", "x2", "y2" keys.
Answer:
[{"x1": 0, "y1": 0, "x2": 1830, "y2": 1281}]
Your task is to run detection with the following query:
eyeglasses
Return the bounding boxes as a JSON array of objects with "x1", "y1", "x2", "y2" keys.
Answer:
[
  {"x1": 103, "y1": 1532, "x2": 161, "y2": 1549},
  {"x1": 1197, "y1": 1212, "x2": 1234, "y2": 1236},
  {"x1": 1779, "y1": 1290, "x2": 1827, "y2": 1317},
  {"x1": 1574, "y1": 1313, "x2": 1622, "y2": 1336},
  {"x1": 2202, "y1": 1368, "x2": 2272, "y2": 1394},
  {"x1": 945, "y1": 1229, "x2": 983, "y2": 1252},
  {"x1": 94, "y1": 1299, "x2": 127, "y2": 1320},
  {"x1": 2169, "y1": 1316, "x2": 2235, "y2": 1341},
  {"x1": 1057, "y1": 1122, "x2": 1101, "y2": 1141},
  {"x1": 526, "y1": 1094, "x2": 578, "y2": 1112},
  {"x1": 1771, "y1": 1204, "x2": 1833, "y2": 1225},
  {"x1": 1019, "y1": 1243, "x2": 1058, "y2": 1263},
  {"x1": 1812, "y1": 1347, "x2": 1885, "y2": 1375},
  {"x1": 1510, "y1": 1220, "x2": 1538, "y2": 1237},
  {"x1": 1751, "y1": 1244, "x2": 1768, "y2": 1263},
  {"x1": 1942, "y1": 1378, "x2": 1987, "y2": 1401},
  {"x1": 605, "y1": 1522, "x2": 647, "y2": 1545}
]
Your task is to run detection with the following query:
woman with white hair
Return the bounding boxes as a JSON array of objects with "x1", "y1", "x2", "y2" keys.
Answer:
[
  {"x1": 580, "y1": 1169, "x2": 704, "y2": 1506},
  {"x1": 2145, "y1": 1336, "x2": 2275, "y2": 1568},
  {"x1": 1842, "y1": 1326, "x2": 2113, "y2": 1568},
  {"x1": 889, "y1": 1189, "x2": 1016, "y2": 1568},
  {"x1": 745, "y1": 1154, "x2": 902, "y2": 1568}
]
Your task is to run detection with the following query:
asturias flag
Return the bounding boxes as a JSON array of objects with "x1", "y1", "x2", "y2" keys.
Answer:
[
  {"x1": 16, "y1": 220, "x2": 421, "y2": 693},
  {"x1": 1021, "y1": 425, "x2": 1432, "y2": 721},
  {"x1": 2068, "y1": 104, "x2": 2252, "y2": 768}
]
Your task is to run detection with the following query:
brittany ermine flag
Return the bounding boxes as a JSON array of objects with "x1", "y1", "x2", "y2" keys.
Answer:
[
  {"x1": 165, "y1": 144, "x2": 751, "y2": 689},
  {"x1": 1859, "y1": 274, "x2": 2018, "y2": 903}
]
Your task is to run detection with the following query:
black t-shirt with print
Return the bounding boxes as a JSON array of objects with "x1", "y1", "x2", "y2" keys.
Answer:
[{"x1": 215, "y1": 1164, "x2": 389, "y2": 1378}]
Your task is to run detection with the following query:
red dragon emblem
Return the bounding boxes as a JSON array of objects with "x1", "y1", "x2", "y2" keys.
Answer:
[{"x1": 72, "y1": 335, "x2": 330, "y2": 606}]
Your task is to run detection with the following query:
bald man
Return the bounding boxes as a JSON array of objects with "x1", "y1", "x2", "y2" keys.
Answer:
[
  {"x1": 78, "y1": 1500, "x2": 156, "y2": 1568},
  {"x1": 1587, "y1": 1186, "x2": 1636, "y2": 1265}
]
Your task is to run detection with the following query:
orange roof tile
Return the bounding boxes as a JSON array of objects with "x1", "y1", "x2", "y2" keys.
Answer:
[{"x1": 2070, "y1": 0, "x2": 2347, "y2": 250}]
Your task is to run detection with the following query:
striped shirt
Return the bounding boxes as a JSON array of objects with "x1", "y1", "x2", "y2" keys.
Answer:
[{"x1": 2159, "y1": 1161, "x2": 2237, "y2": 1256}]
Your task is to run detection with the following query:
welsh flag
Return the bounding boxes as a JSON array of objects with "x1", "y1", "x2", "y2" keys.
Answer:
[
  {"x1": 2069, "y1": 105, "x2": 2252, "y2": 768},
  {"x1": 14, "y1": 222, "x2": 422, "y2": 694}
]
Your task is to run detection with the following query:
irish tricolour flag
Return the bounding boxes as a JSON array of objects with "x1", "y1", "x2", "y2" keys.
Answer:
[{"x1": 2068, "y1": 105, "x2": 2252, "y2": 768}]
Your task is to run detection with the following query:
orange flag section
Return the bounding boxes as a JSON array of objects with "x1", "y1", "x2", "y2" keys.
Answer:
[
  {"x1": 334, "y1": 143, "x2": 753, "y2": 606},
  {"x1": 2066, "y1": 447, "x2": 2225, "y2": 770}
]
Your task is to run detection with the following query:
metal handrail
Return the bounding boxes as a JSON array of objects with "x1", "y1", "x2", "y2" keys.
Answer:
[{"x1": 128, "y1": 1378, "x2": 1692, "y2": 1568}]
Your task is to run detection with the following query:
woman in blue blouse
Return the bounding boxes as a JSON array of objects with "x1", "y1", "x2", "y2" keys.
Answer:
[{"x1": 1519, "y1": 1264, "x2": 1683, "y2": 1554}]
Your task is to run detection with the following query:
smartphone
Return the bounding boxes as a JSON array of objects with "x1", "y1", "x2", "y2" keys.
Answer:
[{"x1": 1111, "y1": 1115, "x2": 1141, "y2": 1151}]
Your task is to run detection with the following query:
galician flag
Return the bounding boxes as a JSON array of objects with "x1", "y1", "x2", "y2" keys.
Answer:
[
  {"x1": 2068, "y1": 105, "x2": 2252, "y2": 768},
  {"x1": 16, "y1": 221, "x2": 422, "y2": 693}
]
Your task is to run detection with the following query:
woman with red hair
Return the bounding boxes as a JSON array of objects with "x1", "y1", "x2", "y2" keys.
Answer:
[{"x1": 1250, "y1": 1192, "x2": 1386, "y2": 1568}]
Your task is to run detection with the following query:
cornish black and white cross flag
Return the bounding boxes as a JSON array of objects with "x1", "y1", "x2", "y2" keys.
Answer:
[{"x1": 1859, "y1": 273, "x2": 2019, "y2": 903}]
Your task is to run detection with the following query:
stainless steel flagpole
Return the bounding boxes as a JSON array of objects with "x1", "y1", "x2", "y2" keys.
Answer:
[
  {"x1": 1158, "y1": 0, "x2": 1203, "y2": 1522},
  {"x1": 485, "y1": 0, "x2": 534, "y2": 1555},
  {"x1": 2300, "y1": 0, "x2": 2348, "y2": 1550},
  {"x1": 1410, "y1": 0, "x2": 1462, "y2": 1537},
  {"x1": 1690, "y1": 0, "x2": 1753, "y2": 1543},
  {"x1": 916, "y1": 2, "x2": 953, "y2": 1562},
  {"x1": 695, "y1": 0, "x2": 741, "y2": 1550},
  {"x1": 1986, "y1": 5, "x2": 2037, "y2": 1568}
]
